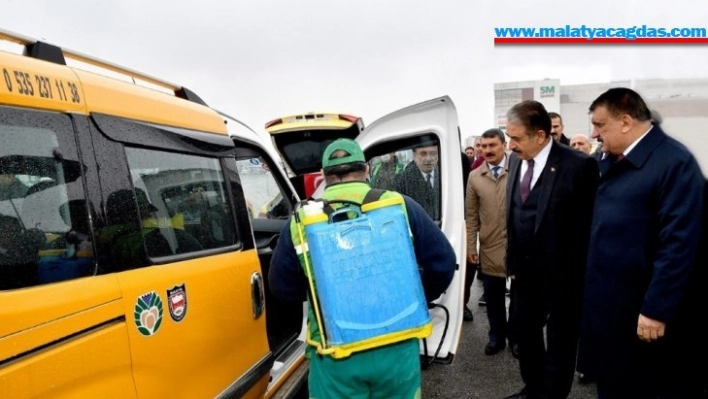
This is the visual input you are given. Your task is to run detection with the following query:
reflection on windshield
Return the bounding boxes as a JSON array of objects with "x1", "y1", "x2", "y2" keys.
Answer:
[
  {"x1": 123, "y1": 148, "x2": 239, "y2": 262},
  {"x1": 237, "y1": 157, "x2": 291, "y2": 219},
  {"x1": 0, "y1": 125, "x2": 92, "y2": 290},
  {"x1": 369, "y1": 143, "x2": 441, "y2": 221}
]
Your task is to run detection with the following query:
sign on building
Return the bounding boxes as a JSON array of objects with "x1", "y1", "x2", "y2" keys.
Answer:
[{"x1": 534, "y1": 79, "x2": 561, "y2": 114}]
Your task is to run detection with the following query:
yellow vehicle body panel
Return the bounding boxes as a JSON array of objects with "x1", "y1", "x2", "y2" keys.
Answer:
[
  {"x1": 243, "y1": 374, "x2": 272, "y2": 399},
  {"x1": 0, "y1": 52, "x2": 226, "y2": 134},
  {"x1": 0, "y1": 52, "x2": 87, "y2": 114},
  {"x1": 0, "y1": 323, "x2": 136, "y2": 399},
  {"x1": 0, "y1": 275, "x2": 122, "y2": 348},
  {"x1": 0, "y1": 276, "x2": 134, "y2": 398},
  {"x1": 0, "y1": 298, "x2": 124, "y2": 362},
  {"x1": 118, "y1": 249, "x2": 270, "y2": 398},
  {"x1": 73, "y1": 69, "x2": 226, "y2": 134}
]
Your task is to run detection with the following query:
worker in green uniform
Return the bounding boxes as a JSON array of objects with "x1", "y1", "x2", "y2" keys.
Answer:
[{"x1": 269, "y1": 139, "x2": 455, "y2": 398}]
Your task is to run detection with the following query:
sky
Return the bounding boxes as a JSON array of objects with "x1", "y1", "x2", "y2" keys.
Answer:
[{"x1": 1, "y1": 0, "x2": 706, "y2": 142}]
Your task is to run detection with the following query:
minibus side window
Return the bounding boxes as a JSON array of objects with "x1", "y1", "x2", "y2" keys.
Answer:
[
  {"x1": 122, "y1": 148, "x2": 239, "y2": 259},
  {"x1": 237, "y1": 156, "x2": 292, "y2": 220},
  {"x1": 0, "y1": 108, "x2": 93, "y2": 290}
]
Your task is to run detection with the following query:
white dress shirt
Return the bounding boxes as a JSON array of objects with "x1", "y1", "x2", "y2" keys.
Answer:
[
  {"x1": 519, "y1": 138, "x2": 552, "y2": 190},
  {"x1": 487, "y1": 155, "x2": 507, "y2": 178},
  {"x1": 420, "y1": 170, "x2": 435, "y2": 187}
]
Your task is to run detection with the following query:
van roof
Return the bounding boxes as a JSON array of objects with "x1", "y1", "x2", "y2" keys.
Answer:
[{"x1": 0, "y1": 28, "x2": 226, "y2": 134}]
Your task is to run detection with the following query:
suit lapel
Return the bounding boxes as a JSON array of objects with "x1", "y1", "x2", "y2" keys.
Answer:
[
  {"x1": 434, "y1": 166, "x2": 441, "y2": 219},
  {"x1": 535, "y1": 142, "x2": 560, "y2": 233},
  {"x1": 506, "y1": 153, "x2": 521, "y2": 213},
  {"x1": 412, "y1": 163, "x2": 439, "y2": 219}
]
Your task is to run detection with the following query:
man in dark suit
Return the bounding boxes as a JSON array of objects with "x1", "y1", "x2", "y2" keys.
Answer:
[
  {"x1": 548, "y1": 112, "x2": 570, "y2": 146},
  {"x1": 503, "y1": 101, "x2": 599, "y2": 399},
  {"x1": 578, "y1": 88, "x2": 704, "y2": 398},
  {"x1": 393, "y1": 144, "x2": 440, "y2": 220}
]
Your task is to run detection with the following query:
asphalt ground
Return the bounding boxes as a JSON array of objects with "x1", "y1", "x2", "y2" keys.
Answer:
[{"x1": 421, "y1": 277, "x2": 597, "y2": 398}]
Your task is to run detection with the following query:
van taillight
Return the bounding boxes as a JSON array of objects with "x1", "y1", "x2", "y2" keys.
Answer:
[
  {"x1": 265, "y1": 118, "x2": 283, "y2": 129},
  {"x1": 338, "y1": 114, "x2": 358, "y2": 123}
]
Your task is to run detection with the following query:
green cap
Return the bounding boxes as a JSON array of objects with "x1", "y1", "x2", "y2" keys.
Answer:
[{"x1": 321, "y1": 139, "x2": 365, "y2": 169}]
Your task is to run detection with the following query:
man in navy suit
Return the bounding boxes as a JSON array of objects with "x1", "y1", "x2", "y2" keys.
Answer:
[
  {"x1": 578, "y1": 88, "x2": 704, "y2": 398},
  {"x1": 503, "y1": 101, "x2": 599, "y2": 399}
]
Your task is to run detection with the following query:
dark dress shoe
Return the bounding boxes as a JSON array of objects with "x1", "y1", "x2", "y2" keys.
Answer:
[
  {"x1": 510, "y1": 342, "x2": 520, "y2": 359},
  {"x1": 463, "y1": 306, "x2": 474, "y2": 322},
  {"x1": 484, "y1": 340, "x2": 506, "y2": 355}
]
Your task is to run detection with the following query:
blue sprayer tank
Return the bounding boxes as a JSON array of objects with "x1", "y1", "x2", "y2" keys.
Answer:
[{"x1": 302, "y1": 195, "x2": 432, "y2": 358}]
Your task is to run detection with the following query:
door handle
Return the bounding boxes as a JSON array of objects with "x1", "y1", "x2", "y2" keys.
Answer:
[{"x1": 250, "y1": 272, "x2": 265, "y2": 319}]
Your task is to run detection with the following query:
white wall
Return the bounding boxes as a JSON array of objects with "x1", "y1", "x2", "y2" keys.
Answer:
[{"x1": 662, "y1": 117, "x2": 708, "y2": 178}]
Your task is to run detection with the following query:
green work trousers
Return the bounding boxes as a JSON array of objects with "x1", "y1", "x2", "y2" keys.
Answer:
[{"x1": 308, "y1": 339, "x2": 422, "y2": 399}]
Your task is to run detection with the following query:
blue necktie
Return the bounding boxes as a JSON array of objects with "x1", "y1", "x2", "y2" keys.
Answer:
[{"x1": 492, "y1": 166, "x2": 501, "y2": 179}]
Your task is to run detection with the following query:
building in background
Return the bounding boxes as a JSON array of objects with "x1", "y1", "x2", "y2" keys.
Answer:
[{"x1": 491, "y1": 78, "x2": 708, "y2": 173}]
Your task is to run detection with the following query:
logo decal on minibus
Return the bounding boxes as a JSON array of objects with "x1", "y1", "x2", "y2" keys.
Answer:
[
  {"x1": 167, "y1": 284, "x2": 188, "y2": 322},
  {"x1": 134, "y1": 291, "x2": 164, "y2": 336}
]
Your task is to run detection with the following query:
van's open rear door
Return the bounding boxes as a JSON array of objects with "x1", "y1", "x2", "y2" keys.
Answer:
[{"x1": 356, "y1": 96, "x2": 466, "y2": 364}]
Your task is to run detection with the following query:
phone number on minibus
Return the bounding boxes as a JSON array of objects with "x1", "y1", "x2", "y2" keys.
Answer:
[{"x1": 3, "y1": 67, "x2": 81, "y2": 103}]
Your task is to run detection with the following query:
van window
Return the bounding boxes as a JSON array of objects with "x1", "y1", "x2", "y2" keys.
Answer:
[
  {"x1": 123, "y1": 148, "x2": 238, "y2": 259},
  {"x1": 238, "y1": 156, "x2": 292, "y2": 219},
  {"x1": 266, "y1": 113, "x2": 363, "y2": 176},
  {"x1": 368, "y1": 138, "x2": 442, "y2": 221},
  {"x1": 0, "y1": 112, "x2": 93, "y2": 290}
]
